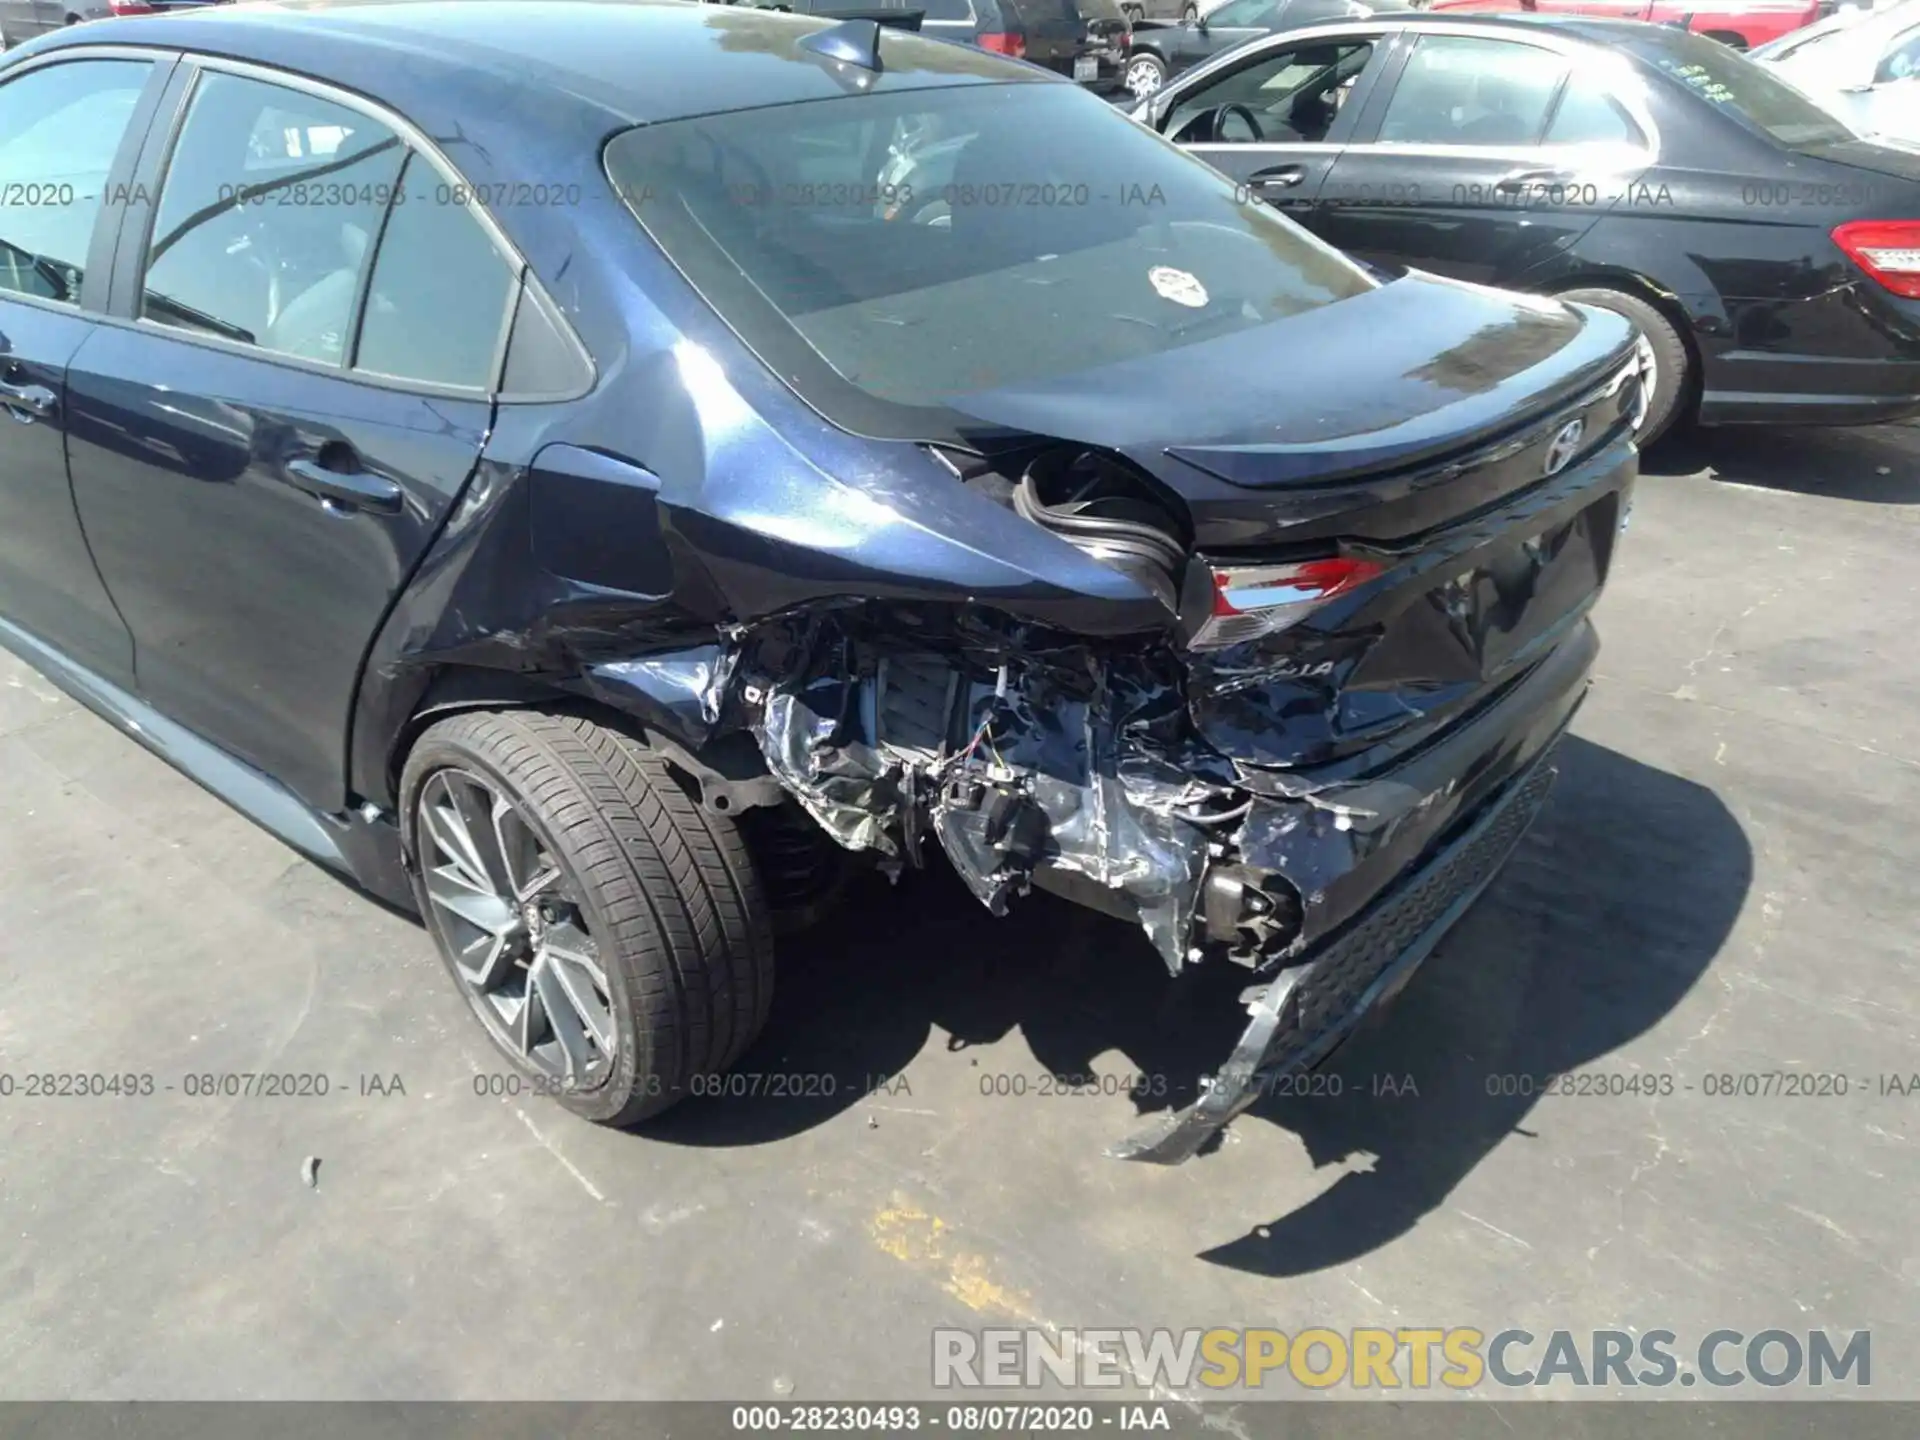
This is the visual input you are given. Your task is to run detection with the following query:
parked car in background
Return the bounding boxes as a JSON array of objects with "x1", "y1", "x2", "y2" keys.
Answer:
[
  {"x1": 0, "y1": 0, "x2": 217, "y2": 46},
  {"x1": 1753, "y1": 0, "x2": 1920, "y2": 136},
  {"x1": 1123, "y1": 0, "x2": 1200, "y2": 23},
  {"x1": 706, "y1": 0, "x2": 1130, "y2": 89},
  {"x1": 1140, "y1": 13, "x2": 1920, "y2": 440},
  {"x1": 1424, "y1": 0, "x2": 1833, "y2": 52},
  {"x1": 1122, "y1": 0, "x2": 1390, "y2": 96},
  {"x1": 0, "y1": 0, "x2": 1643, "y2": 1163}
]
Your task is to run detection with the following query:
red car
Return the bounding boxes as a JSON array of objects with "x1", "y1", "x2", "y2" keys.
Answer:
[{"x1": 1424, "y1": 0, "x2": 1832, "y2": 51}]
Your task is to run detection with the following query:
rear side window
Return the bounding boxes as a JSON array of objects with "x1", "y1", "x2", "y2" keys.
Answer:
[
  {"x1": 355, "y1": 154, "x2": 516, "y2": 388},
  {"x1": 1544, "y1": 72, "x2": 1644, "y2": 146},
  {"x1": 1377, "y1": 36, "x2": 1568, "y2": 146},
  {"x1": 0, "y1": 59, "x2": 151, "y2": 304},
  {"x1": 606, "y1": 81, "x2": 1373, "y2": 442},
  {"x1": 137, "y1": 70, "x2": 522, "y2": 389},
  {"x1": 142, "y1": 72, "x2": 404, "y2": 362},
  {"x1": 1621, "y1": 27, "x2": 1854, "y2": 145}
]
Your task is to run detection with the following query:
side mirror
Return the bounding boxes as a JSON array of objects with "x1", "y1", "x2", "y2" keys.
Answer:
[{"x1": 1195, "y1": 14, "x2": 1209, "y2": 31}]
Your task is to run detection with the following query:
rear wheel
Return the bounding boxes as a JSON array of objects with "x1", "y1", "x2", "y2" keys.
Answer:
[
  {"x1": 1556, "y1": 285, "x2": 1691, "y2": 446},
  {"x1": 401, "y1": 709, "x2": 774, "y2": 1125},
  {"x1": 1125, "y1": 50, "x2": 1168, "y2": 99},
  {"x1": 1182, "y1": 2, "x2": 1198, "y2": 17}
]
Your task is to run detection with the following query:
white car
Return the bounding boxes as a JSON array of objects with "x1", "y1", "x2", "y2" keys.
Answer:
[{"x1": 1753, "y1": 0, "x2": 1920, "y2": 141}]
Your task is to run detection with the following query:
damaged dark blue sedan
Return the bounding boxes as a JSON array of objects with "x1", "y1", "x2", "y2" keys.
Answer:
[{"x1": 0, "y1": 0, "x2": 1645, "y2": 1161}]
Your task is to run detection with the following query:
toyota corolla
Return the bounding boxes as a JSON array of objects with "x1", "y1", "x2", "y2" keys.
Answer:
[{"x1": 0, "y1": 0, "x2": 1644, "y2": 1161}]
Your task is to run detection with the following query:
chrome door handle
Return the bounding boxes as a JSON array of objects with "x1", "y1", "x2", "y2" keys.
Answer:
[
  {"x1": 1247, "y1": 164, "x2": 1308, "y2": 191},
  {"x1": 1495, "y1": 168, "x2": 1575, "y2": 192},
  {"x1": 0, "y1": 378, "x2": 56, "y2": 422},
  {"x1": 282, "y1": 456, "x2": 405, "y2": 515}
]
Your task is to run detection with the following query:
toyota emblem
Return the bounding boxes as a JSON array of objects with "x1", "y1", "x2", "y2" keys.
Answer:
[{"x1": 1543, "y1": 418, "x2": 1586, "y2": 477}]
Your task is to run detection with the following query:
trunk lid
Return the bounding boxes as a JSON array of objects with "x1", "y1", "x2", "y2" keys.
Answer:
[
  {"x1": 1794, "y1": 136, "x2": 1920, "y2": 190},
  {"x1": 949, "y1": 273, "x2": 1637, "y2": 544},
  {"x1": 949, "y1": 275, "x2": 1642, "y2": 772}
]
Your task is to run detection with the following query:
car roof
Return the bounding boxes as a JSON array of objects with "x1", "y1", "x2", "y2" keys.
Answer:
[{"x1": 28, "y1": 0, "x2": 1042, "y2": 127}]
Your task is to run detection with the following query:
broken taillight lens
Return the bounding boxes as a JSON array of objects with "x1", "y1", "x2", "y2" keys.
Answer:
[
  {"x1": 1188, "y1": 556, "x2": 1385, "y2": 650},
  {"x1": 1832, "y1": 221, "x2": 1920, "y2": 299}
]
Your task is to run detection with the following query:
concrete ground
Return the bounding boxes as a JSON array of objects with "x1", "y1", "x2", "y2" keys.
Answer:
[{"x1": 0, "y1": 424, "x2": 1915, "y2": 1403}]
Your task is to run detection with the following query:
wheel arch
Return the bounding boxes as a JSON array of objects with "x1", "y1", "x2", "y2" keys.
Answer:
[
  {"x1": 1539, "y1": 267, "x2": 1705, "y2": 417},
  {"x1": 380, "y1": 662, "x2": 784, "y2": 846}
]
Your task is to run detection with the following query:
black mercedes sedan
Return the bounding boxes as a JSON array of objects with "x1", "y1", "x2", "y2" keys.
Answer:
[
  {"x1": 1142, "y1": 12, "x2": 1920, "y2": 441},
  {"x1": 0, "y1": 0, "x2": 1643, "y2": 1162}
]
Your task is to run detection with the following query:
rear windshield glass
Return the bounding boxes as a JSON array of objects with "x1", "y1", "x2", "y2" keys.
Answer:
[
  {"x1": 1620, "y1": 28, "x2": 1855, "y2": 146},
  {"x1": 604, "y1": 81, "x2": 1373, "y2": 442}
]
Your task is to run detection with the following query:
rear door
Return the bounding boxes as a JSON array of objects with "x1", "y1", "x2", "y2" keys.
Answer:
[
  {"x1": 1312, "y1": 30, "x2": 1649, "y2": 283},
  {"x1": 0, "y1": 52, "x2": 160, "y2": 688},
  {"x1": 1158, "y1": 30, "x2": 1392, "y2": 216},
  {"x1": 66, "y1": 62, "x2": 519, "y2": 811}
]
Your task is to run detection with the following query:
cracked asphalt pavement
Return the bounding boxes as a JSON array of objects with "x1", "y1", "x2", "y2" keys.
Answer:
[{"x1": 0, "y1": 423, "x2": 1915, "y2": 1402}]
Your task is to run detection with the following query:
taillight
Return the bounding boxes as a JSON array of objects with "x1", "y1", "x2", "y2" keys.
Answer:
[
  {"x1": 1189, "y1": 557, "x2": 1385, "y2": 650},
  {"x1": 1833, "y1": 220, "x2": 1920, "y2": 299},
  {"x1": 978, "y1": 31, "x2": 1027, "y2": 57},
  {"x1": 107, "y1": 1, "x2": 155, "y2": 12}
]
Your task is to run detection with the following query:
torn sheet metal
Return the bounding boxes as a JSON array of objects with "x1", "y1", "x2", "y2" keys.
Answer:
[
  {"x1": 740, "y1": 612, "x2": 1234, "y2": 970},
  {"x1": 1111, "y1": 752, "x2": 1561, "y2": 1163}
]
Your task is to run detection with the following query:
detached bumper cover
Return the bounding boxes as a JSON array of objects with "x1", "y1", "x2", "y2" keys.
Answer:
[{"x1": 1112, "y1": 747, "x2": 1561, "y2": 1164}]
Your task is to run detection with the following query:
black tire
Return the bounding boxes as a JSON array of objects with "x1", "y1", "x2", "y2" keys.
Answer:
[
  {"x1": 1182, "y1": 2, "x2": 1198, "y2": 17},
  {"x1": 1556, "y1": 285, "x2": 1691, "y2": 446},
  {"x1": 401, "y1": 709, "x2": 774, "y2": 1125}
]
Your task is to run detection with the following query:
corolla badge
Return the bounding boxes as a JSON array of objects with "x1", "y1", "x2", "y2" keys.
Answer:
[
  {"x1": 1149, "y1": 266, "x2": 1208, "y2": 308},
  {"x1": 1543, "y1": 418, "x2": 1586, "y2": 477}
]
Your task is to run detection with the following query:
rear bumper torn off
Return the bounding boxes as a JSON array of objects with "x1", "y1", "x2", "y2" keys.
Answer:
[
  {"x1": 1112, "y1": 751, "x2": 1561, "y2": 1164},
  {"x1": 731, "y1": 607, "x2": 1590, "y2": 1161}
]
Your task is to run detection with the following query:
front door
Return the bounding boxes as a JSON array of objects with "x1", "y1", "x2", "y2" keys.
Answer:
[
  {"x1": 67, "y1": 64, "x2": 519, "y2": 811},
  {"x1": 0, "y1": 55, "x2": 158, "y2": 686},
  {"x1": 1158, "y1": 31, "x2": 1390, "y2": 219}
]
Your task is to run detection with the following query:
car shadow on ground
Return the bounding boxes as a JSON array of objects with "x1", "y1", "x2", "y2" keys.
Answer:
[
  {"x1": 642, "y1": 734, "x2": 1751, "y2": 1276},
  {"x1": 1643, "y1": 422, "x2": 1920, "y2": 502}
]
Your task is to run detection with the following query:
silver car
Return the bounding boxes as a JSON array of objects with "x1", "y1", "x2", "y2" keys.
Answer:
[{"x1": 1754, "y1": 0, "x2": 1920, "y2": 141}]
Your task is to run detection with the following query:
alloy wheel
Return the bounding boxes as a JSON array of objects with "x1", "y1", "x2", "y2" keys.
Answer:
[
  {"x1": 1126, "y1": 56, "x2": 1164, "y2": 97},
  {"x1": 1631, "y1": 333, "x2": 1659, "y2": 433},
  {"x1": 417, "y1": 767, "x2": 616, "y2": 1090}
]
